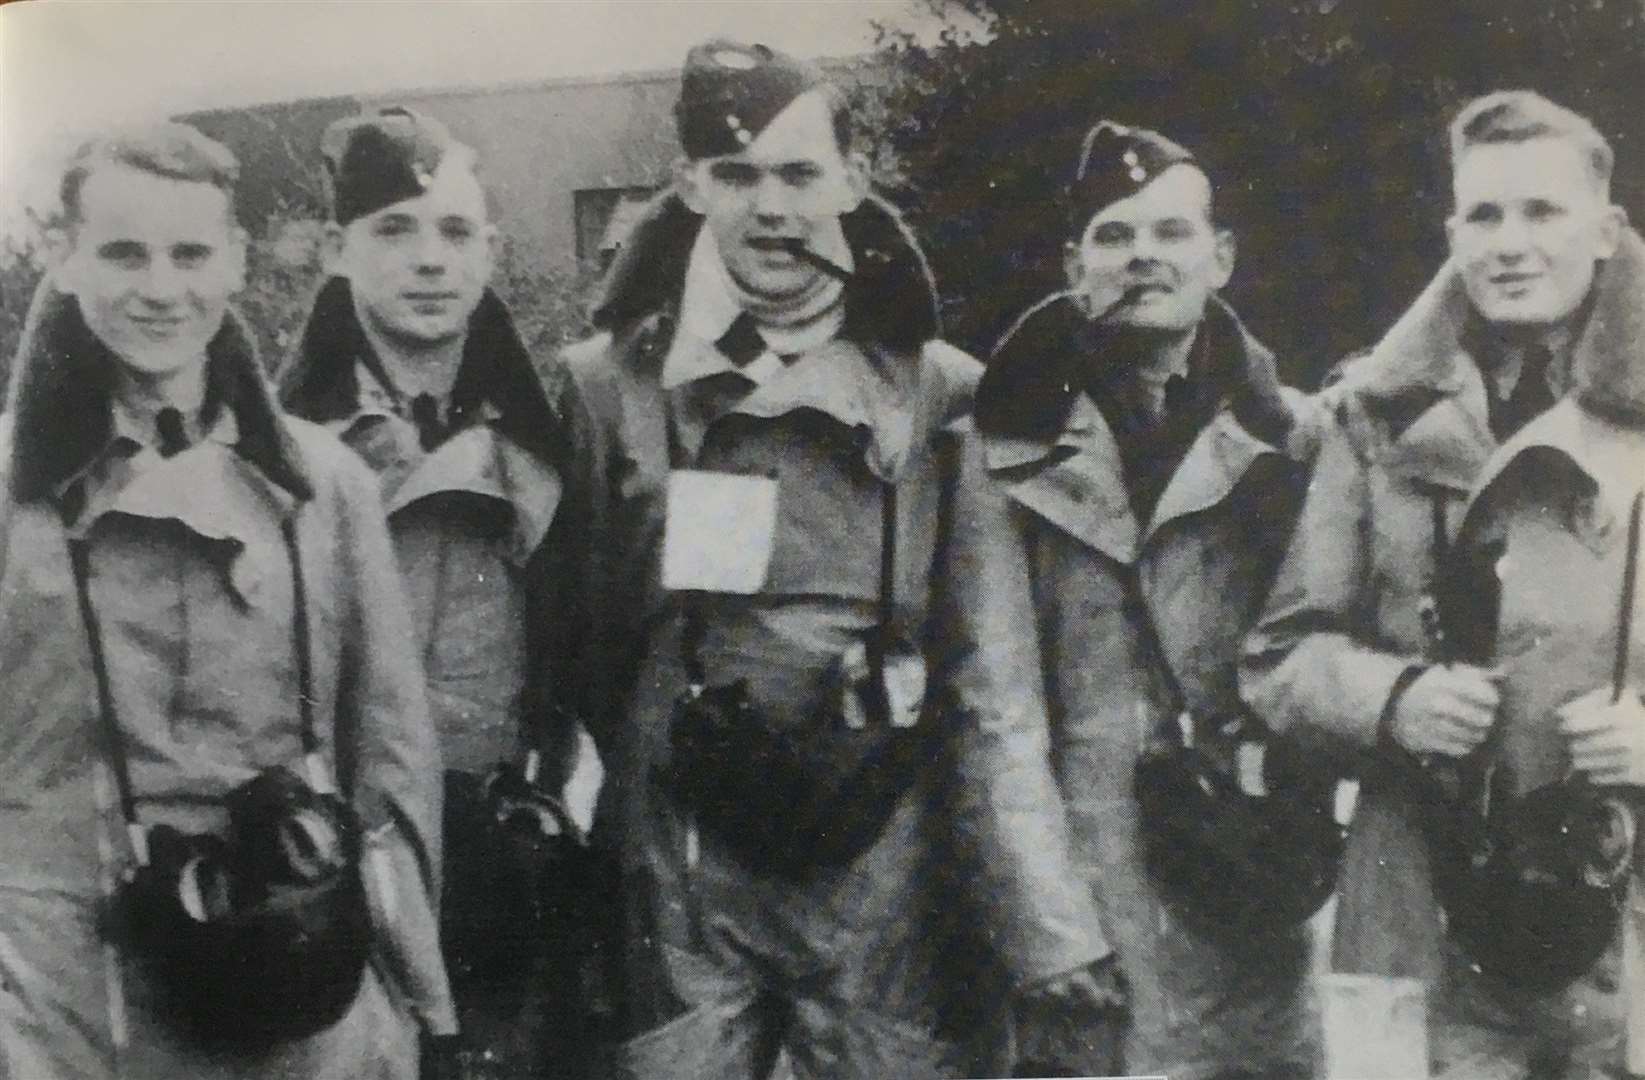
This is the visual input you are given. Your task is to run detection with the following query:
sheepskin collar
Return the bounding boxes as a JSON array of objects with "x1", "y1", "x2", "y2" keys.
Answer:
[
  {"x1": 589, "y1": 189, "x2": 941, "y2": 355},
  {"x1": 278, "y1": 276, "x2": 563, "y2": 469},
  {"x1": 4, "y1": 280, "x2": 311, "y2": 504}
]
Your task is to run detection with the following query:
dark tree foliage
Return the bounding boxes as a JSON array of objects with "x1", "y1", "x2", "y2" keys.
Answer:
[
  {"x1": 874, "y1": 0, "x2": 1645, "y2": 386},
  {"x1": 0, "y1": 212, "x2": 54, "y2": 389}
]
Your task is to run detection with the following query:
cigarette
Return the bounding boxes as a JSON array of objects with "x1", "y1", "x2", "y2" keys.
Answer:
[{"x1": 777, "y1": 239, "x2": 853, "y2": 282}]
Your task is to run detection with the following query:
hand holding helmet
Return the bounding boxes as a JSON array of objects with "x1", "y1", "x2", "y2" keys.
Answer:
[
  {"x1": 1560, "y1": 685, "x2": 1645, "y2": 787},
  {"x1": 1389, "y1": 663, "x2": 1501, "y2": 758},
  {"x1": 109, "y1": 765, "x2": 370, "y2": 1049},
  {"x1": 440, "y1": 750, "x2": 589, "y2": 1006}
]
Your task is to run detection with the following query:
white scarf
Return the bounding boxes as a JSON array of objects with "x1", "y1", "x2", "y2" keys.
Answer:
[{"x1": 665, "y1": 223, "x2": 852, "y2": 387}]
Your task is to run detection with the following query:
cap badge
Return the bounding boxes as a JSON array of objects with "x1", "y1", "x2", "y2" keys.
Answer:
[{"x1": 725, "y1": 113, "x2": 753, "y2": 145}]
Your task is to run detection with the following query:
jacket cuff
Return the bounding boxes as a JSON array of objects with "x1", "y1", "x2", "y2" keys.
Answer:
[
  {"x1": 1003, "y1": 899, "x2": 1113, "y2": 990},
  {"x1": 1377, "y1": 664, "x2": 1429, "y2": 754},
  {"x1": 363, "y1": 825, "x2": 458, "y2": 1034},
  {"x1": 1013, "y1": 942, "x2": 1115, "y2": 993},
  {"x1": 1322, "y1": 646, "x2": 1426, "y2": 751}
]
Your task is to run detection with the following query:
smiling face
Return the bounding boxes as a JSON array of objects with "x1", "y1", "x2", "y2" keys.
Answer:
[
  {"x1": 676, "y1": 89, "x2": 865, "y2": 300},
  {"x1": 1447, "y1": 138, "x2": 1622, "y2": 329},
  {"x1": 331, "y1": 157, "x2": 494, "y2": 349},
  {"x1": 57, "y1": 163, "x2": 245, "y2": 381},
  {"x1": 1071, "y1": 163, "x2": 1233, "y2": 333}
]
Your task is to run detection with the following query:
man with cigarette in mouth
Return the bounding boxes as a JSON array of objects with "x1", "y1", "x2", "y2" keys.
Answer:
[
  {"x1": 954, "y1": 120, "x2": 1324, "y2": 1078},
  {"x1": 1243, "y1": 89, "x2": 1645, "y2": 1076},
  {"x1": 542, "y1": 37, "x2": 1014, "y2": 1079}
]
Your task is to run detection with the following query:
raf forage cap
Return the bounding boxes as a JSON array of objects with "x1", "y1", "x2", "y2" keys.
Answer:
[
  {"x1": 321, "y1": 107, "x2": 458, "y2": 226},
  {"x1": 675, "y1": 39, "x2": 828, "y2": 159},
  {"x1": 1069, "y1": 119, "x2": 1199, "y2": 223}
]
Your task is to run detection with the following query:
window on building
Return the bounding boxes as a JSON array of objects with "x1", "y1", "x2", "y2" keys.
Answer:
[{"x1": 574, "y1": 187, "x2": 657, "y2": 271}]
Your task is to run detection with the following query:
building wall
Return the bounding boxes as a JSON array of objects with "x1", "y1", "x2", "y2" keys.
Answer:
[{"x1": 365, "y1": 70, "x2": 680, "y2": 277}]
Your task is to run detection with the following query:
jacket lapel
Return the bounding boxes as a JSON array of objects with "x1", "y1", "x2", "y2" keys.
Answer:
[
  {"x1": 382, "y1": 415, "x2": 504, "y2": 515},
  {"x1": 1141, "y1": 305, "x2": 1300, "y2": 543},
  {"x1": 668, "y1": 339, "x2": 923, "y2": 482},
  {"x1": 984, "y1": 296, "x2": 1299, "y2": 563},
  {"x1": 1461, "y1": 398, "x2": 1645, "y2": 550},
  {"x1": 1341, "y1": 258, "x2": 1503, "y2": 494},
  {"x1": 987, "y1": 395, "x2": 1140, "y2": 566},
  {"x1": 71, "y1": 425, "x2": 301, "y2": 608},
  {"x1": 1375, "y1": 353, "x2": 1497, "y2": 494},
  {"x1": 1142, "y1": 407, "x2": 1282, "y2": 547},
  {"x1": 385, "y1": 422, "x2": 562, "y2": 566}
]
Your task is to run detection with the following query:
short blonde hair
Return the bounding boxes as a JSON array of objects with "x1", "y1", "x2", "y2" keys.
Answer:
[
  {"x1": 60, "y1": 123, "x2": 239, "y2": 225},
  {"x1": 1450, "y1": 90, "x2": 1613, "y2": 195}
]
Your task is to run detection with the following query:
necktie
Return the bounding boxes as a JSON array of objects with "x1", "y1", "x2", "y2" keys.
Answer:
[
  {"x1": 156, "y1": 407, "x2": 189, "y2": 458},
  {"x1": 1494, "y1": 345, "x2": 1555, "y2": 441},
  {"x1": 716, "y1": 314, "x2": 766, "y2": 369},
  {"x1": 410, "y1": 393, "x2": 446, "y2": 452},
  {"x1": 1162, "y1": 373, "x2": 1192, "y2": 421}
]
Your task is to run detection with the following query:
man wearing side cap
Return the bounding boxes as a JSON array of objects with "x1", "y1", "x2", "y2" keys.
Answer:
[
  {"x1": 1243, "y1": 89, "x2": 1644, "y2": 1077},
  {"x1": 279, "y1": 109, "x2": 578, "y2": 1079},
  {"x1": 953, "y1": 121, "x2": 1326, "y2": 1078},
  {"x1": 543, "y1": 39, "x2": 1017, "y2": 1079},
  {"x1": 0, "y1": 124, "x2": 451, "y2": 1078}
]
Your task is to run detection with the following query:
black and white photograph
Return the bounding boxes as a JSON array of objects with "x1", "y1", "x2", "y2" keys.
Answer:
[{"x1": 1, "y1": 2, "x2": 1643, "y2": 1077}]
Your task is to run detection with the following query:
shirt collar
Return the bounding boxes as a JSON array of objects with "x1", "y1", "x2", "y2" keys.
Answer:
[
  {"x1": 1482, "y1": 321, "x2": 1577, "y2": 404},
  {"x1": 354, "y1": 359, "x2": 404, "y2": 418},
  {"x1": 109, "y1": 395, "x2": 238, "y2": 450},
  {"x1": 350, "y1": 359, "x2": 502, "y2": 428},
  {"x1": 1132, "y1": 329, "x2": 1197, "y2": 387},
  {"x1": 55, "y1": 404, "x2": 244, "y2": 524},
  {"x1": 662, "y1": 227, "x2": 746, "y2": 390}
]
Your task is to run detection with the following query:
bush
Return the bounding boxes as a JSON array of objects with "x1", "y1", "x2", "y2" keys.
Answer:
[
  {"x1": 492, "y1": 234, "x2": 600, "y2": 374},
  {"x1": 0, "y1": 235, "x2": 47, "y2": 393},
  {"x1": 239, "y1": 207, "x2": 329, "y2": 374}
]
